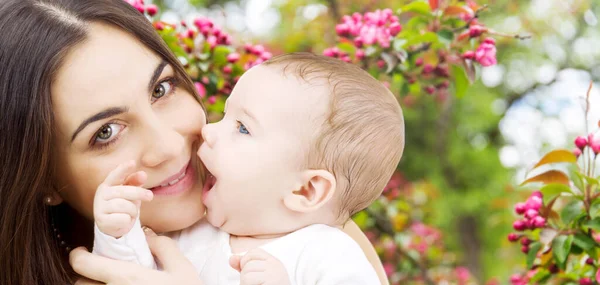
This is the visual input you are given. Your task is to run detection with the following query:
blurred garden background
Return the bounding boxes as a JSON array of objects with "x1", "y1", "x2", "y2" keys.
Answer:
[{"x1": 127, "y1": 0, "x2": 600, "y2": 283}]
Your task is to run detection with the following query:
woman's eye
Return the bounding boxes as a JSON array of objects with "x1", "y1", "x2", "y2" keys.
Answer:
[
  {"x1": 93, "y1": 123, "x2": 124, "y2": 144},
  {"x1": 237, "y1": 121, "x2": 250, "y2": 135},
  {"x1": 152, "y1": 80, "x2": 174, "y2": 101}
]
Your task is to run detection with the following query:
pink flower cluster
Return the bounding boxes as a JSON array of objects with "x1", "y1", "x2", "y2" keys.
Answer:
[
  {"x1": 124, "y1": 0, "x2": 158, "y2": 16},
  {"x1": 189, "y1": 17, "x2": 232, "y2": 49},
  {"x1": 508, "y1": 191, "x2": 546, "y2": 252},
  {"x1": 573, "y1": 134, "x2": 600, "y2": 157},
  {"x1": 462, "y1": 37, "x2": 497, "y2": 67},
  {"x1": 243, "y1": 44, "x2": 273, "y2": 70},
  {"x1": 324, "y1": 9, "x2": 402, "y2": 62},
  {"x1": 335, "y1": 9, "x2": 402, "y2": 48}
]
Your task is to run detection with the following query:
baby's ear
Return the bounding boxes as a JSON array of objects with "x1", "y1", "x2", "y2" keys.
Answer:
[{"x1": 283, "y1": 170, "x2": 336, "y2": 213}]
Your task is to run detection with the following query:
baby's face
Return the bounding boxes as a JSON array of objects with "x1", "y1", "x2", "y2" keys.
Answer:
[{"x1": 198, "y1": 65, "x2": 330, "y2": 235}]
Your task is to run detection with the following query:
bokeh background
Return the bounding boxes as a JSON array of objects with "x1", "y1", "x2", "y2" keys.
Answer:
[{"x1": 129, "y1": 0, "x2": 600, "y2": 283}]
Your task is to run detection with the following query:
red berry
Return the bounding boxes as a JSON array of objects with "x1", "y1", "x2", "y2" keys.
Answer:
[
  {"x1": 422, "y1": 64, "x2": 434, "y2": 74},
  {"x1": 531, "y1": 191, "x2": 543, "y2": 199},
  {"x1": 437, "y1": 81, "x2": 450, "y2": 89},
  {"x1": 389, "y1": 22, "x2": 402, "y2": 36},
  {"x1": 335, "y1": 24, "x2": 350, "y2": 36},
  {"x1": 469, "y1": 25, "x2": 486, "y2": 38},
  {"x1": 133, "y1": 3, "x2": 145, "y2": 13},
  {"x1": 574, "y1": 148, "x2": 583, "y2": 158},
  {"x1": 424, "y1": 86, "x2": 436, "y2": 95},
  {"x1": 377, "y1": 60, "x2": 386, "y2": 69},
  {"x1": 520, "y1": 238, "x2": 531, "y2": 246},
  {"x1": 415, "y1": 58, "x2": 424, "y2": 67},
  {"x1": 154, "y1": 22, "x2": 164, "y2": 31},
  {"x1": 513, "y1": 220, "x2": 527, "y2": 231},
  {"x1": 462, "y1": 51, "x2": 475, "y2": 60},
  {"x1": 587, "y1": 258, "x2": 595, "y2": 265},
  {"x1": 146, "y1": 4, "x2": 158, "y2": 16},
  {"x1": 354, "y1": 37, "x2": 364, "y2": 48},
  {"x1": 227, "y1": 52, "x2": 240, "y2": 63},
  {"x1": 532, "y1": 216, "x2": 546, "y2": 228},
  {"x1": 575, "y1": 136, "x2": 588, "y2": 149},
  {"x1": 580, "y1": 277, "x2": 593, "y2": 285},
  {"x1": 508, "y1": 233, "x2": 519, "y2": 242},
  {"x1": 483, "y1": 37, "x2": 496, "y2": 45},
  {"x1": 223, "y1": 65, "x2": 232, "y2": 74},
  {"x1": 549, "y1": 264, "x2": 559, "y2": 273},
  {"x1": 525, "y1": 209, "x2": 538, "y2": 219},
  {"x1": 355, "y1": 49, "x2": 365, "y2": 60},
  {"x1": 521, "y1": 245, "x2": 529, "y2": 253},
  {"x1": 515, "y1": 203, "x2": 526, "y2": 215}
]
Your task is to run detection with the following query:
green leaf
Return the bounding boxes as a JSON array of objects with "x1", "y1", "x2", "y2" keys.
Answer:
[
  {"x1": 437, "y1": 30, "x2": 454, "y2": 46},
  {"x1": 450, "y1": 65, "x2": 469, "y2": 98},
  {"x1": 583, "y1": 218, "x2": 600, "y2": 232},
  {"x1": 212, "y1": 46, "x2": 232, "y2": 66},
  {"x1": 540, "y1": 184, "x2": 572, "y2": 205},
  {"x1": 338, "y1": 42, "x2": 356, "y2": 54},
  {"x1": 530, "y1": 269, "x2": 551, "y2": 283},
  {"x1": 591, "y1": 200, "x2": 600, "y2": 219},
  {"x1": 399, "y1": 1, "x2": 432, "y2": 15},
  {"x1": 393, "y1": 39, "x2": 407, "y2": 52},
  {"x1": 573, "y1": 233, "x2": 597, "y2": 252},
  {"x1": 584, "y1": 175, "x2": 600, "y2": 187},
  {"x1": 570, "y1": 166, "x2": 585, "y2": 192},
  {"x1": 561, "y1": 201, "x2": 584, "y2": 225},
  {"x1": 527, "y1": 242, "x2": 542, "y2": 269},
  {"x1": 403, "y1": 32, "x2": 439, "y2": 48},
  {"x1": 552, "y1": 235, "x2": 573, "y2": 269}
]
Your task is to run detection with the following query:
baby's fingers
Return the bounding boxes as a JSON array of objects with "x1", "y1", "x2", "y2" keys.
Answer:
[
  {"x1": 100, "y1": 185, "x2": 153, "y2": 202},
  {"x1": 102, "y1": 198, "x2": 138, "y2": 217},
  {"x1": 96, "y1": 213, "x2": 133, "y2": 235},
  {"x1": 103, "y1": 160, "x2": 137, "y2": 186}
]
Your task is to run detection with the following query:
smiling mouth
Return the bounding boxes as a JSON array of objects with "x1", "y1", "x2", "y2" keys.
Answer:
[{"x1": 150, "y1": 160, "x2": 195, "y2": 196}]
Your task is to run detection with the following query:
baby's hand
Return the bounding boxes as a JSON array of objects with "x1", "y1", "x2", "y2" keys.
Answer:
[
  {"x1": 229, "y1": 249, "x2": 291, "y2": 285},
  {"x1": 93, "y1": 161, "x2": 153, "y2": 238}
]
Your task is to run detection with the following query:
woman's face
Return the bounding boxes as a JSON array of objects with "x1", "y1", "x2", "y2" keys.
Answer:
[{"x1": 51, "y1": 23, "x2": 206, "y2": 233}]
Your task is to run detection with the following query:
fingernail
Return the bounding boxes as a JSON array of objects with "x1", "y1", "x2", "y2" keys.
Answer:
[{"x1": 142, "y1": 226, "x2": 157, "y2": 236}]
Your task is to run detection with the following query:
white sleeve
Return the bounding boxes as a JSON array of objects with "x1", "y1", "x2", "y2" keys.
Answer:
[
  {"x1": 92, "y1": 217, "x2": 157, "y2": 269},
  {"x1": 297, "y1": 230, "x2": 380, "y2": 285}
]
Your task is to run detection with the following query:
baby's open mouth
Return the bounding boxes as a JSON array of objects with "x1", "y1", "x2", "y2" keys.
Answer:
[{"x1": 203, "y1": 170, "x2": 216, "y2": 194}]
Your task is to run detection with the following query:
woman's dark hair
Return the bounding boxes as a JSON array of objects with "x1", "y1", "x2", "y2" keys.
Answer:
[{"x1": 0, "y1": 0, "x2": 201, "y2": 283}]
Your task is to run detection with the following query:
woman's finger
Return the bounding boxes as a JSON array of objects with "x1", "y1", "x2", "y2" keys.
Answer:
[
  {"x1": 103, "y1": 160, "x2": 137, "y2": 186},
  {"x1": 70, "y1": 247, "x2": 118, "y2": 282},
  {"x1": 229, "y1": 255, "x2": 242, "y2": 272},
  {"x1": 146, "y1": 234, "x2": 196, "y2": 275},
  {"x1": 101, "y1": 185, "x2": 153, "y2": 202}
]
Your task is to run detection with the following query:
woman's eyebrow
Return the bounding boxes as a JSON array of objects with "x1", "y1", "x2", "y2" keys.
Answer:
[
  {"x1": 147, "y1": 60, "x2": 168, "y2": 91},
  {"x1": 70, "y1": 61, "x2": 168, "y2": 143},
  {"x1": 70, "y1": 107, "x2": 128, "y2": 143}
]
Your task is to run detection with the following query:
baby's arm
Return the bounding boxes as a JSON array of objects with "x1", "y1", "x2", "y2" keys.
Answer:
[{"x1": 91, "y1": 161, "x2": 157, "y2": 269}]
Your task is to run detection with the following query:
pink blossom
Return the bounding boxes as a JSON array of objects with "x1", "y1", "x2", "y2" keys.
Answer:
[
  {"x1": 575, "y1": 135, "x2": 588, "y2": 149},
  {"x1": 194, "y1": 82, "x2": 206, "y2": 98},
  {"x1": 455, "y1": 267, "x2": 471, "y2": 283},
  {"x1": 207, "y1": 96, "x2": 217, "y2": 105},
  {"x1": 383, "y1": 263, "x2": 395, "y2": 277},
  {"x1": 574, "y1": 148, "x2": 582, "y2": 158},
  {"x1": 475, "y1": 42, "x2": 497, "y2": 67}
]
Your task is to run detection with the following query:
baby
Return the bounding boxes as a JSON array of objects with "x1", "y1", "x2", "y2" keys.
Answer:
[{"x1": 92, "y1": 52, "x2": 405, "y2": 284}]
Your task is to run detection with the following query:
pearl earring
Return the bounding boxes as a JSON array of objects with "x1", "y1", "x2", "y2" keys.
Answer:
[{"x1": 45, "y1": 196, "x2": 53, "y2": 205}]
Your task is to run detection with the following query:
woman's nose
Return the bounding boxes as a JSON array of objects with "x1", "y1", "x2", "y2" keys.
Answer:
[
  {"x1": 140, "y1": 122, "x2": 185, "y2": 168},
  {"x1": 201, "y1": 123, "x2": 218, "y2": 148}
]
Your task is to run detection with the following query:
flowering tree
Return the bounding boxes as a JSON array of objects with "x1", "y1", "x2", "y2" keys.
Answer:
[
  {"x1": 126, "y1": 0, "x2": 528, "y2": 283},
  {"x1": 507, "y1": 84, "x2": 600, "y2": 285}
]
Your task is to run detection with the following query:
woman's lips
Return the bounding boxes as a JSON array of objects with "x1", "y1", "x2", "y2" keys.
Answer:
[{"x1": 150, "y1": 162, "x2": 195, "y2": 196}]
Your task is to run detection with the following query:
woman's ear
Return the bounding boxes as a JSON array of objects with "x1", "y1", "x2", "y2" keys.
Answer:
[{"x1": 283, "y1": 170, "x2": 336, "y2": 213}]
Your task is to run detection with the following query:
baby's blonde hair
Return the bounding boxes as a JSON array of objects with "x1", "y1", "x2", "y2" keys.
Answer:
[{"x1": 263, "y1": 53, "x2": 405, "y2": 219}]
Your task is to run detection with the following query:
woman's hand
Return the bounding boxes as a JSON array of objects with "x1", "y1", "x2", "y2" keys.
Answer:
[
  {"x1": 70, "y1": 231, "x2": 202, "y2": 285},
  {"x1": 342, "y1": 220, "x2": 390, "y2": 285}
]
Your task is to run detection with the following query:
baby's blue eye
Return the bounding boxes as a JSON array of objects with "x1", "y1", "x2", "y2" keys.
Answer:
[{"x1": 238, "y1": 121, "x2": 250, "y2": 135}]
